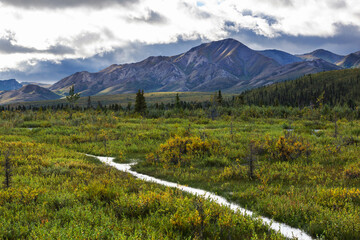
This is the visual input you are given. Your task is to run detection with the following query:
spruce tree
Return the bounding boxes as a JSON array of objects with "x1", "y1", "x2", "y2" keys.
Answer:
[
  {"x1": 87, "y1": 96, "x2": 92, "y2": 109},
  {"x1": 175, "y1": 93, "x2": 181, "y2": 109},
  {"x1": 135, "y1": 89, "x2": 147, "y2": 113},
  {"x1": 217, "y1": 90, "x2": 223, "y2": 104}
]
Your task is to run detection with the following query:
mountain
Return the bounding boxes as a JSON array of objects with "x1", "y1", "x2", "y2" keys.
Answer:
[
  {"x1": 0, "y1": 84, "x2": 61, "y2": 104},
  {"x1": 50, "y1": 39, "x2": 283, "y2": 95},
  {"x1": 297, "y1": 49, "x2": 344, "y2": 64},
  {"x1": 0, "y1": 79, "x2": 23, "y2": 91},
  {"x1": 21, "y1": 82, "x2": 52, "y2": 88},
  {"x1": 232, "y1": 59, "x2": 342, "y2": 91},
  {"x1": 337, "y1": 51, "x2": 360, "y2": 68},
  {"x1": 240, "y1": 68, "x2": 360, "y2": 107},
  {"x1": 51, "y1": 38, "x2": 343, "y2": 95},
  {"x1": 257, "y1": 50, "x2": 303, "y2": 65}
]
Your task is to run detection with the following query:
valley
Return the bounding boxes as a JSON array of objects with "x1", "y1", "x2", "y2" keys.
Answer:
[{"x1": 1, "y1": 98, "x2": 359, "y2": 239}]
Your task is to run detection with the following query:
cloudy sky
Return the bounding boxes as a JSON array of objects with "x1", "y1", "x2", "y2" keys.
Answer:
[{"x1": 0, "y1": 0, "x2": 359, "y2": 83}]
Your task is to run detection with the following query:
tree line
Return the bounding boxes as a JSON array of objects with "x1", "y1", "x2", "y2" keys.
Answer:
[{"x1": 239, "y1": 69, "x2": 360, "y2": 108}]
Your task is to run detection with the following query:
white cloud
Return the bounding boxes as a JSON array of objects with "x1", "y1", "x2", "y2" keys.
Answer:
[{"x1": 0, "y1": 0, "x2": 359, "y2": 70}]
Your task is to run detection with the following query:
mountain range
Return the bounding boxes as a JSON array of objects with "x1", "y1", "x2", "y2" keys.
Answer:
[
  {"x1": 0, "y1": 85, "x2": 60, "y2": 105},
  {"x1": 0, "y1": 79, "x2": 23, "y2": 91},
  {"x1": 1, "y1": 38, "x2": 359, "y2": 104}
]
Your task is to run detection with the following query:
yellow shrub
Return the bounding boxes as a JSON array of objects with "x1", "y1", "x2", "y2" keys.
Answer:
[
  {"x1": 265, "y1": 133, "x2": 311, "y2": 161},
  {"x1": 317, "y1": 187, "x2": 360, "y2": 208},
  {"x1": 147, "y1": 135, "x2": 220, "y2": 168},
  {"x1": 344, "y1": 163, "x2": 360, "y2": 179}
]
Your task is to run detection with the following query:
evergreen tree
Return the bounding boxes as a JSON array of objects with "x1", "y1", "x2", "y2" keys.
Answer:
[
  {"x1": 135, "y1": 89, "x2": 147, "y2": 113},
  {"x1": 66, "y1": 85, "x2": 80, "y2": 108},
  {"x1": 87, "y1": 96, "x2": 92, "y2": 109},
  {"x1": 175, "y1": 93, "x2": 181, "y2": 109},
  {"x1": 217, "y1": 90, "x2": 223, "y2": 104}
]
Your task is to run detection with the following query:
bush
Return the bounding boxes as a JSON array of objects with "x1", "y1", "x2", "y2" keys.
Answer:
[
  {"x1": 147, "y1": 135, "x2": 220, "y2": 168},
  {"x1": 265, "y1": 132, "x2": 311, "y2": 161}
]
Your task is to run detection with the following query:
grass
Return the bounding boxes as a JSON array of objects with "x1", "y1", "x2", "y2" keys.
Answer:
[
  {"x1": 1, "y1": 107, "x2": 360, "y2": 239},
  {"x1": 0, "y1": 109, "x2": 285, "y2": 239},
  {"x1": 7, "y1": 91, "x2": 232, "y2": 108}
]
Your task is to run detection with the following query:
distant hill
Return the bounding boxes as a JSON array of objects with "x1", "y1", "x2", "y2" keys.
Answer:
[
  {"x1": 297, "y1": 49, "x2": 345, "y2": 64},
  {"x1": 232, "y1": 59, "x2": 341, "y2": 91},
  {"x1": 0, "y1": 79, "x2": 22, "y2": 91},
  {"x1": 50, "y1": 38, "x2": 340, "y2": 96},
  {"x1": 0, "y1": 84, "x2": 61, "y2": 104},
  {"x1": 21, "y1": 82, "x2": 52, "y2": 88},
  {"x1": 257, "y1": 49, "x2": 303, "y2": 65},
  {"x1": 239, "y1": 69, "x2": 360, "y2": 107},
  {"x1": 337, "y1": 52, "x2": 360, "y2": 68}
]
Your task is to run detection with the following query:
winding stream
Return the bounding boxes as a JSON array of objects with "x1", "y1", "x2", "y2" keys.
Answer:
[{"x1": 90, "y1": 154, "x2": 313, "y2": 240}]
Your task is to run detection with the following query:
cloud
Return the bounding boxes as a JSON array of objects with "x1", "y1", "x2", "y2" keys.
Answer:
[
  {"x1": 0, "y1": 33, "x2": 75, "y2": 55},
  {"x1": 0, "y1": 0, "x2": 139, "y2": 9},
  {"x1": 0, "y1": 39, "x2": 203, "y2": 83},
  {"x1": 47, "y1": 44, "x2": 75, "y2": 55},
  {"x1": 228, "y1": 23, "x2": 360, "y2": 55},
  {"x1": 0, "y1": 37, "x2": 38, "y2": 54},
  {"x1": 128, "y1": 10, "x2": 167, "y2": 24},
  {"x1": 0, "y1": 0, "x2": 360, "y2": 82},
  {"x1": 329, "y1": 0, "x2": 347, "y2": 9}
]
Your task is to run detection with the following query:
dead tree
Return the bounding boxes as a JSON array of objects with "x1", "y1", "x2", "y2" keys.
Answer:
[{"x1": 2, "y1": 151, "x2": 12, "y2": 189}]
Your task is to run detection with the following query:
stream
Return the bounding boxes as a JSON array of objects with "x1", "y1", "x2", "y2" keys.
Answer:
[{"x1": 89, "y1": 154, "x2": 313, "y2": 240}]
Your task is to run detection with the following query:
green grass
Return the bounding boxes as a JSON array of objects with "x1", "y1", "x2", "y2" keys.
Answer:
[
  {"x1": 0, "y1": 109, "x2": 284, "y2": 239},
  {"x1": 8, "y1": 91, "x2": 232, "y2": 108},
  {"x1": 1, "y1": 107, "x2": 360, "y2": 239}
]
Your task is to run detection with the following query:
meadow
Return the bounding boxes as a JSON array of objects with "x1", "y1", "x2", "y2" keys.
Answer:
[{"x1": 0, "y1": 103, "x2": 359, "y2": 239}]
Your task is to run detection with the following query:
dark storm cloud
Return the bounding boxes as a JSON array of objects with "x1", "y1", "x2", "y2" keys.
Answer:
[
  {"x1": 0, "y1": 38, "x2": 38, "y2": 54},
  {"x1": 47, "y1": 44, "x2": 75, "y2": 55},
  {"x1": 0, "y1": 0, "x2": 139, "y2": 9},
  {"x1": 129, "y1": 10, "x2": 167, "y2": 24}
]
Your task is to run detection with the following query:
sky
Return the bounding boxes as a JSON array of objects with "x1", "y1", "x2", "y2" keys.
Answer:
[{"x1": 0, "y1": 0, "x2": 359, "y2": 83}]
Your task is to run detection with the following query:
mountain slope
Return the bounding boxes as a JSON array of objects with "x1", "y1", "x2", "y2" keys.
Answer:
[
  {"x1": 0, "y1": 84, "x2": 61, "y2": 104},
  {"x1": 297, "y1": 49, "x2": 344, "y2": 64},
  {"x1": 232, "y1": 59, "x2": 341, "y2": 91},
  {"x1": 0, "y1": 79, "x2": 23, "y2": 91},
  {"x1": 240, "y1": 68, "x2": 360, "y2": 107},
  {"x1": 50, "y1": 39, "x2": 353, "y2": 96},
  {"x1": 49, "y1": 39, "x2": 283, "y2": 95},
  {"x1": 337, "y1": 52, "x2": 360, "y2": 68},
  {"x1": 258, "y1": 50, "x2": 303, "y2": 65}
]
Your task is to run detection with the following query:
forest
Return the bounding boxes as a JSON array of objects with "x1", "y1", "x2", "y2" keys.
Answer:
[{"x1": 240, "y1": 69, "x2": 360, "y2": 108}]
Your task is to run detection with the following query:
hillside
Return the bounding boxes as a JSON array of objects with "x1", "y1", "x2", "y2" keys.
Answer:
[
  {"x1": 0, "y1": 79, "x2": 22, "y2": 91},
  {"x1": 337, "y1": 52, "x2": 360, "y2": 68},
  {"x1": 239, "y1": 68, "x2": 360, "y2": 107},
  {"x1": 297, "y1": 49, "x2": 345, "y2": 64},
  {"x1": 50, "y1": 39, "x2": 340, "y2": 96},
  {"x1": 0, "y1": 84, "x2": 61, "y2": 104},
  {"x1": 257, "y1": 49, "x2": 303, "y2": 65}
]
